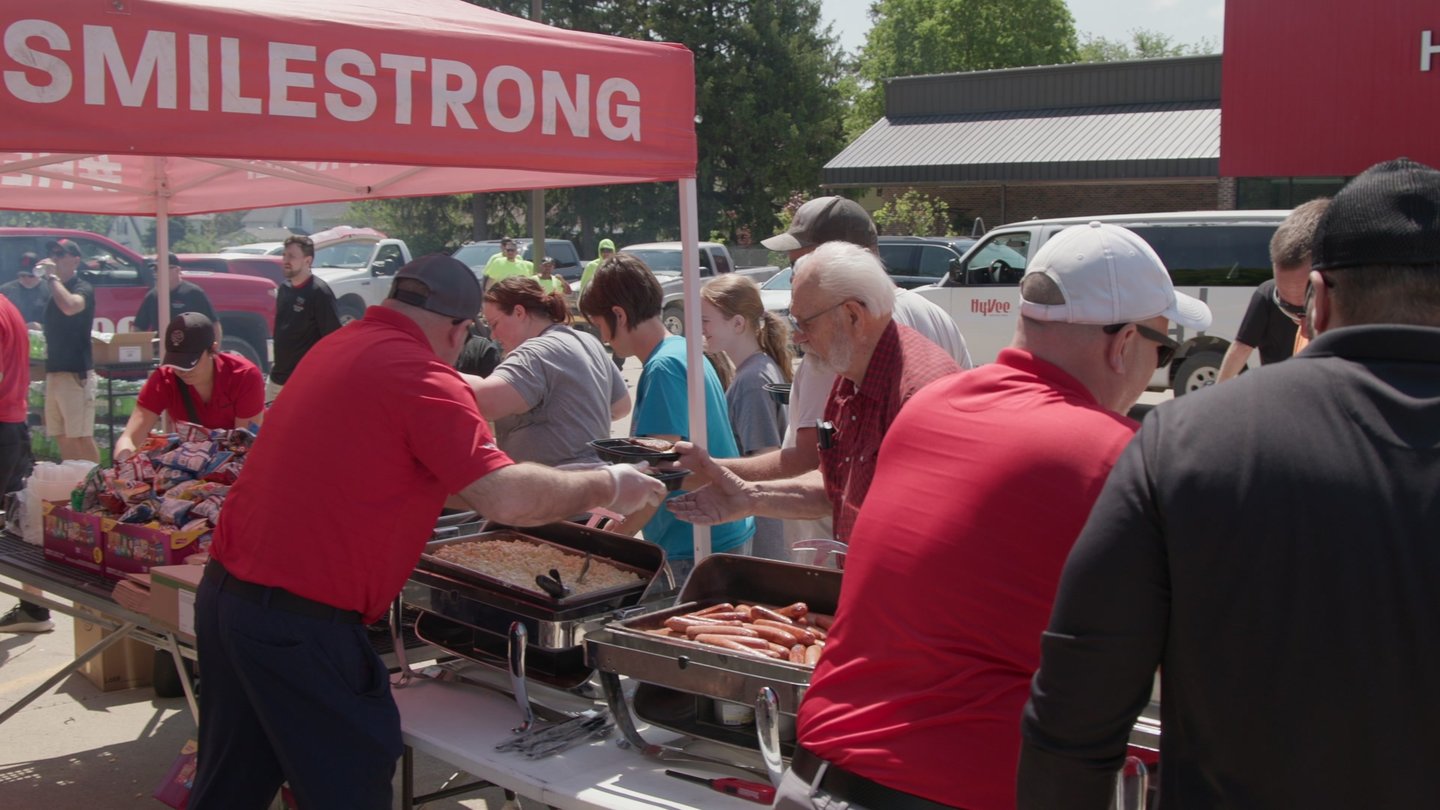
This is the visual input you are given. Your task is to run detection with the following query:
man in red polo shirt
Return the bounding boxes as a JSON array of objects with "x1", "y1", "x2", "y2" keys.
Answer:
[
  {"x1": 669, "y1": 240, "x2": 959, "y2": 543},
  {"x1": 770, "y1": 223, "x2": 1211, "y2": 810},
  {"x1": 113, "y1": 312, "x2": 264, "y2": 461},
  {"x1": 189, "y1": 255, "x2": 665, "y2": 810}
]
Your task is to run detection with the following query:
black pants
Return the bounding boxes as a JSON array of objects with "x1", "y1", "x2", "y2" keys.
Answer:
[
  {"x1": 0, "y1": 422, "x2": 41, "y2": 617},
  {"x1": 189, "y1": 569, "x2": 402, "y2": 809}
]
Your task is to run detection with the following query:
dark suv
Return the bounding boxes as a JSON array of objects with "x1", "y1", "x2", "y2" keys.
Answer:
[{"x1": 877, "y1": 236, "x2": 977, "y2": 288}]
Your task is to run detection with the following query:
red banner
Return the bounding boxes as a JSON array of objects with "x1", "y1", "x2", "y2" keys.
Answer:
[
  {"x1": 0, "y1": 0, "x2": 696, "y2": 214},
  {"x1": 1221, "y1": 0, "x2": 1440, "y2": 177}
]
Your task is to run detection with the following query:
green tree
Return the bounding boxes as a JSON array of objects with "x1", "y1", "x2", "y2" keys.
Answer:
[
  {"x1": 872, "y1": 189, "x2": 952, "y2": 235},
  {"x1": 357, "y1": 1, "x2": 847, "y2": 254},
  {"x1": 845, "y1": 0, "x2": 1079, "y2": 138},
  {"x1": 1077, "y1": 28, "x2": 1218, "y2": 62}
]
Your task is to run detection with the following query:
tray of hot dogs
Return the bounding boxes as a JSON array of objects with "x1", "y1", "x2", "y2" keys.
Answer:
[{"x1": 587, "y1": 554, "x2": 841, "y2": 710}]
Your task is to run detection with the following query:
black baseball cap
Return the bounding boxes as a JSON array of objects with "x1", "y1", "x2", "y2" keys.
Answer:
[
  {"x1": 1312, "y1": 157, "x2": 1440, "y2": 270},
  {"x1": 388, "y1": 254, "x2": 483, "y2": 319},
  {"x1": 162, "y1": 312, "x2": 216, "y2": 371},
  {"x1": 45, "y1": 239, "x2": 81, "y2": 258}
]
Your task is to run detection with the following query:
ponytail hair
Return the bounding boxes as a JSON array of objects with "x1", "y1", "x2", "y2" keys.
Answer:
[
  {"x1": 486, "y1": 275, "x2": 569, "y2": 323},
  {"x1": 701, "y1": 275, "x2": 794, "y2": 383}
]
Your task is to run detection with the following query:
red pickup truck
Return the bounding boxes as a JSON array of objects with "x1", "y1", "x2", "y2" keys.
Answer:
[{"x1": 0, "y1": 228, "x2": 277, "y2": 371}]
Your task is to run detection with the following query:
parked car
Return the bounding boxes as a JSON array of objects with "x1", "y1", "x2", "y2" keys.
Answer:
[
  {"x1": 451, "y1": 238, "x2": 583, "y2": 282},
  {"x1": 218, "y1": 242, "x2": 285, "y2": 256},
  {"x1": 166, "y1": 254, "x2": 286, "y2": 286},
  {"x1": 877, "y1": 236, "x2": 979, "y2": 288},
  {"x1": 912, "y1": 210, "x2": 1290, "y2": 394},
  {"x1": 758, "y1": 266, "x2": 793, "y2": 315},
  {"x1": 0, "y1": 228, "x2": 277, "y2": 370},
  {"x1": 618, "y1": 241, "x2": 781, "y2": 336}
]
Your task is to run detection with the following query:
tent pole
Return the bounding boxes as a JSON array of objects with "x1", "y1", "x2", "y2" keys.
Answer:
[
  {"x1": 679, "y1": 178, "x2": 710, "y2": 563},
  {"x1": 154, "y1": 159, "x2": 171, "y2": 341}
]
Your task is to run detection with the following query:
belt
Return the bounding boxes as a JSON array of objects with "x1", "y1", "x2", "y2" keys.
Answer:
[
  {"x1": 205, "y1": 561, "x2": 363, "y2": 624},
  {"x1": 791, "y1": 747, "x2": 958, "y2": 810}
]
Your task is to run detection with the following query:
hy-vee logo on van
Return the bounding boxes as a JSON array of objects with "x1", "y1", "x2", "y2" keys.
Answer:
[{"x1": 970, "y1": 299, "x2": 1012, "y2": 316}]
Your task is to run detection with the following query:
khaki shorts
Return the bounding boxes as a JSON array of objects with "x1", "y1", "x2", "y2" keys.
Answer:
[
  {"x1": 45, "y1": 371, "x2": 97, "y2": 439},
  {"x1": 265, "y1": 378, "x2": 284, "y2": 406}
]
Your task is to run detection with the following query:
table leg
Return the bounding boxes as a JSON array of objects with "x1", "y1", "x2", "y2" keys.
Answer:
[
  {"x1": 163, "y1": 631, "x2": 199, "y2": 724},
  {"x1": 0, "y1": 620, "x2": 139, "y2": 726},
  {"x1": 402, "y1": 745, "x2": 414, "y2": 809}
]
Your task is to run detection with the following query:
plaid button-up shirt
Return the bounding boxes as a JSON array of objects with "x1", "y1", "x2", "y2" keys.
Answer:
[{"x1": 819, "y1": 321, "x2": 960, "y2": 542}]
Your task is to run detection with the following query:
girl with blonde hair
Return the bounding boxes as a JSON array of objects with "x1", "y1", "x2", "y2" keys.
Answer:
[{"x1": 699, "y1": 274, "x2": 794, "y2": 560}]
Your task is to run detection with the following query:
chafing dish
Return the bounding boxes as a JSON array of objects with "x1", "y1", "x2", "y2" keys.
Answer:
[
  {"x1": 398, "y1": 519, "x2": 670, "y2": 729},
  {"x1": 586, "y1": 554, "x2": 842, "y2": 781}
]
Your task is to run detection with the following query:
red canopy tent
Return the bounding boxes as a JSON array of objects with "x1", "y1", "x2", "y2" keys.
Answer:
[{"x1": 0, "y1": 0, "x2": 718, "y2": 556}]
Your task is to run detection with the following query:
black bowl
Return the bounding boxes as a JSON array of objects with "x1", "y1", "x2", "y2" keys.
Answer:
[
  {"x1": 763, "y1": 382, "x2": 792, "y2": 406},
  {"x1": 590, "y1": 437, "x2": 681, "y2": 463},
  {"x1": 647, "y1": 467, "x2": 692, "y2": 492}
]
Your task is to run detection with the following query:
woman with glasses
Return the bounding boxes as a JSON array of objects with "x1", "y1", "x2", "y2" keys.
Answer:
[
  {"x1": 465, "y1": 276, "x2": 628, "y2": 466},
  {"x1": 699, "y1": 275, "x2": 793, "y2": 560}
]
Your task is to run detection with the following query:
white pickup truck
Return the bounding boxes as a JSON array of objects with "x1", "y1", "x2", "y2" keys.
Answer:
[
  {"x1": 619, "y1": 241, "x2": 781, "y2": 336},
  {"x1": 222, "y1": 226, "x2": 413, "y2": 323},
  {"x1": 305, "y1": 226, "x2": 412, "y2": 323}
]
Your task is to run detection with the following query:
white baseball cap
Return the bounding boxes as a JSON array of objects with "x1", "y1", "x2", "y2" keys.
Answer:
[{"x1": 1018, "y1": 222, "x2": 1212, "y2": 331}]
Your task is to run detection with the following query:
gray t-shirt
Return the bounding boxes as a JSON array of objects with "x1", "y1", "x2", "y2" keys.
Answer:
[
  {"x1": 727, "y1": 352, "x2": 789, "y2": 560},
  {"x1": 491, "y1": 325, "x2": 626, "y2": 466}
]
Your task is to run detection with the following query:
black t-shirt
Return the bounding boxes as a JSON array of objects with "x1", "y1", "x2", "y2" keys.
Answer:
[
  {"x1": 270, "y1": 274, "x2": 342, "y2": 384},
  {"x1": 455, "y1": 332, "x2": 502, "y2": 378},
  {"x1": 1234, "y1": 279, "x2": 1299, "y2": 366},
  {"x1": 134, "y1": 280, "x2": 217, "y2": 332},
  {"x1": 42, "y1": 276, "x2": 96, "y2": 373},
  {"x1": 0, "y1": 280, "x2": 50, "y2": 324}
]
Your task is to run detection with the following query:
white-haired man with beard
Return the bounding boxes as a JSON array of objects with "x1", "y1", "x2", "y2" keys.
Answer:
[{"x1": 669, "y1": 240, "x2": 959, "y2": 544}]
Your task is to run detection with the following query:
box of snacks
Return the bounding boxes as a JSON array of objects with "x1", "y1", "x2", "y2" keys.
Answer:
[
  {"x1": 67, "y1": 421, "x2": 256, "y2": 579},
  {"x1": 42, "y1": 502, "x2": 107, "y2": 574}
]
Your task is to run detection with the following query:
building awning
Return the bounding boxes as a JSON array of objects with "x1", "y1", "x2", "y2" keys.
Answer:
[{"x1": 823, "y1": 103, "x2": 1219, "y2": 187}]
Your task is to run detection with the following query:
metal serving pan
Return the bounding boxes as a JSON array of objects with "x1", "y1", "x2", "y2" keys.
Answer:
[
  {"x1": 587, "y1": 555, "x2": 839, "y2": 712},
  {"x1": 419, "y1": 527, "x2": 657, "y2": 613}
]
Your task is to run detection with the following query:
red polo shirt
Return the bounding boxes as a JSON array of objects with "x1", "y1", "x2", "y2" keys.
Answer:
[
  {"x1": 818, "y1": 321, "x2": 958, "y2": 542},
  {"x1": 798, "y1": 349, "x2": 1139, "y2": 808},
  {"x1": 136, "y1": 352, "x2": 264, "y2": 430},
  {"x1": 0, "y1": 296, "x2": 28, "y2": 424},
  {"x1": 211, "y1": 306, "x2": 513, "y2": 623}
]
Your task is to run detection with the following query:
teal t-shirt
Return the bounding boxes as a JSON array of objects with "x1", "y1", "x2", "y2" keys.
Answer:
[{"x1": 633, "y1": 336, "x2": 754, "y2": 560}]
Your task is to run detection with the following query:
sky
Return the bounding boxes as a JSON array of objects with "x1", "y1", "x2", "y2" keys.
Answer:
[{"x1": 818, "y1": 0, "x2": 1226, "y2": 56}]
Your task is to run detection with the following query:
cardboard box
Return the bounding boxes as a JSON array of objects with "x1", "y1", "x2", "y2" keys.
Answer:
[
  {"x1": 103, "y1": 519, "x2": 206, "y2": 580},
  {"x1": 92, "y1": 331, "x2": 156, "y2": 366},
  {"x1": 149, "y1": 564, "x2": 205, "y2": 644},
  {"x1": 74, "y1": 605, "x2": 153, "y2": 692},
  {"x1": 42, "y1": 503, "x2": 106, "y2": 575}
]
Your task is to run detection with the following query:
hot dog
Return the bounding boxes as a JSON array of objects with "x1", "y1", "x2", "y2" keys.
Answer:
[
  {"x1": 691, "y1": 611, "x2": 749, "y2": 623},
  {"x1": 693, "y1": 634, "x2": 767, "y2": 655},
  {"x1": 747, "y1": 624, "x2": 803, "y2": 646},
  {"x1": 775, "y1": 602, "x2": 809, "y2": 620},
  {"x1": 693, "y1": 602, "x2": 735, "y2": 616},
  {"x1": 664, "y1": 616, "x2": 743, "y2": 633},
  {"x1": 807, "y1": 612, "x2": 835, "y2": 630},
  {"x1": 748, "y1": 605, "x2": 794, "y2": 625},
  {"x1": 684, "y1": 624, "x2": 758, "y2": 639},
  {"x1": 789, "y1": 644, "x2": 807, "y2": 664},
  {"x1": 754, "y1": 619, "x2": 816, "y2": 646},
  {"x1": 805, "y1": 643, "x2": 824, "y2": 665}
]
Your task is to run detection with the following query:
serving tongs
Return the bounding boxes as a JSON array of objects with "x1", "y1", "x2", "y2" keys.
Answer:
[{"x1": 535, "y1": 567, "x2": 572, "y2": 600}]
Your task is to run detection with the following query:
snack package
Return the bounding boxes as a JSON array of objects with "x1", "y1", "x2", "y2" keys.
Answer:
[
  {"x1": 202, "y1": 460, "x2": 243, "y2": 485},
  {"x1": 173, "y1": 421, "x2": 211, "y2": 443},
  {"x1": 158, "y1": 446, "x2": 210, "y2": 474},
  {"x1": 223, "y1": 428, "x2": 256, "y2": 454},
  {"x1": 190, "y1": 496, "x2": 224, "y2": 525},
  {"x1": 115, "y1": 453, "x2": 155, "y2": 487},
  {"x1": 119, "y1": 501, "x2": 156, "y2": 524},
  {"x1": 157, "y1": 497, "x2": 194, "y2": 527},
  {"x1": 163, "y1": 479, "x2": 208, "y2": 502},
  {"x1": 153, "y1": 466, "x2": 194, "y2": 495}
]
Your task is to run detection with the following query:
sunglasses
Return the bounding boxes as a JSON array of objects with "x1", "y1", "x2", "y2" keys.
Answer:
[
  {"x1": 1271, "y1": 285, "x2": 1307, "y2": 324},
  {"x1": 1104, "y1": 322, "x2": 1179, "y2": 368}
]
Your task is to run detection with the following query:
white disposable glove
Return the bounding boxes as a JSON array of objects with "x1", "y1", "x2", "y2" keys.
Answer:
[{"x1": 605, "y1": 462, "x2": 667, "y2": 513}]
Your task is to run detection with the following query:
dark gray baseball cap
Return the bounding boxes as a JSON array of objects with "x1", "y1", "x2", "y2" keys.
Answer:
[
  {"x1": 388, "y1": 254, "x2": 483, "y2": 319},
  {"x1": 762, "y1": 196, "x2": 878, "y2": 252}
]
